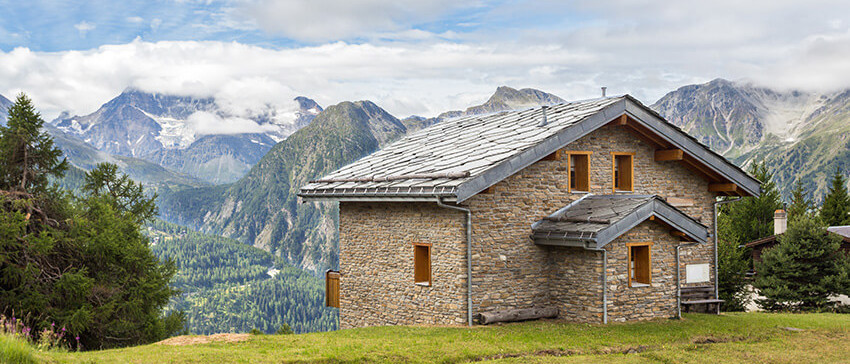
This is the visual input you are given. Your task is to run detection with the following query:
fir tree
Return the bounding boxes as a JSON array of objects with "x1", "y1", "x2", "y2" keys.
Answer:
[
  {"x1": 0, "y1": 93, "x2": 67, "y2": 193},
  {"x1": 722, "y1": 161, "x2": 782, "y2": 244},
  {"x1": 820, "y1": 167, "x2": 850, "y2": 227},
  {"x1": 754, "y1": 215, "x2": 850, "y2": 311},
  {"x1": 787, "y1": 179, "x2": 814, "y2": 222}
]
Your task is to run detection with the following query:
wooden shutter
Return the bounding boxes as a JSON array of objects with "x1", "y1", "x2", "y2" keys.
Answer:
[
  {"x1": 575, "y1": 154, "x2": 589, "y2": 191},
  {"x1": 414, "y1": 244, "x2": 431, "y2": 286},
  {"x1": 613, "y1": 153, "x2": 634, "y2": 192},
  {"x1": 325, "y1": 271, "x2": 340, "y2": 308}
]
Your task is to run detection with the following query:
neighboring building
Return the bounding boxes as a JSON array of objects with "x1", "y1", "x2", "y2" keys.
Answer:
[
  {"x1": 299, "y1": 95, "x2": 761, "y2": 328},
  {"x1": 746, "y1": 210, "x2": 850, "y2": 265}
]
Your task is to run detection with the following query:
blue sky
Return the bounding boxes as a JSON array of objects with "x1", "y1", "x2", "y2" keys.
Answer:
[{"x1": 0, "y1": 0, "x2": 849, "y2": 120}]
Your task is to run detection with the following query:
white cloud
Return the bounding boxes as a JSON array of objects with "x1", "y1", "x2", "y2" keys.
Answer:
[
  {"x1": 74, "y1": 21, "x2": 96, "y2": 37},
  {"x1": 238, "y1": 0, "x2": 479, "y2": 42},
  {"x1": 127, "y1": 16, "x2": 144, "y2": 24},
  {"x1": 187, "y1": 111, "x2": 278, "y2": 135}
]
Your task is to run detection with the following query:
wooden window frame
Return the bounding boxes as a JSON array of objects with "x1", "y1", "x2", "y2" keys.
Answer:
[
  {"x1": 325, "y1": 270, "x2": 340, "y2": 308},
  {"x1": 611, "y1": 152, "x2": 635, "y2": 193},
  {"x1": 565, "y1": 151, "x2": 593, "y2": 193},
  {"x1": 413, "y1": 243, "x2": 432, "y2": 287},
  {"x1": 626, "y1": 242, "x2": 652, "y2": 288}
]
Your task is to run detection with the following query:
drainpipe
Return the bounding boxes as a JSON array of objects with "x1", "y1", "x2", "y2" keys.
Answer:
[
  {"x1": 583, "y1": 245, "x2": 607, "y2": 324},
  {"x1": 436, "y1": 198, "x2": 473, "y2": 327},
  {"x1": 713, "y1": 197, "x2": 742, "y2": 313},
  {"x1": 675, "y1": 242, "x2": 699, "y2": 319}
]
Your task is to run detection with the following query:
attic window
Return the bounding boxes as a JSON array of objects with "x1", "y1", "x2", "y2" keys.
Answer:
[
  {"x1": 612, "y1": 153, "x2": 634, "y2": 192},
  {"x1": 413, "y1": 243, "x2": 431, "y2": 286},
  {"x1": 567, "y1": 152, "x2": 592, "y2": 192},
  {"x1": 627, "y1": 242, "x2": 651, "y2": 287}
]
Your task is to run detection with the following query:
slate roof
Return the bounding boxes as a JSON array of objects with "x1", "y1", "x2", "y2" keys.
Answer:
[
  {"x1": 746, "y1": 226, "x2": 850, "y2": 248},
  {"x1": 299, "y1": 95, "x2": 761, "y2": 202},
  {"x1": 532, "y1": 195, "x2": 710, "y2": 248},
  {"x1": 827, "y1": 226, "x2": 850, "y2": 239}
]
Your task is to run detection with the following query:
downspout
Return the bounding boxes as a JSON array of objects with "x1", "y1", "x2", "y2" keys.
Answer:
[
  {"x1": 675, "y1": 241, "x2": 699, "y2": 319},
  {"x1": 583, "y1": 245, "x2": 607, "y2": 324},
  {"x1": 436, "y1": 198, "x2": 473, "y2": 327},
  {"x1": 713, "y1": 197, "x2": 742, "y2": 313}
]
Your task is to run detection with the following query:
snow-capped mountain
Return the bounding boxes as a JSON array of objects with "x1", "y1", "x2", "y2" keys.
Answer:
[{"x1": 53, "y1": 89, "x2": 322, "y2": 184}]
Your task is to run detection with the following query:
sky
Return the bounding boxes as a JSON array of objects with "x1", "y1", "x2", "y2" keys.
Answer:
[{"x1": 1, "y1": 0, "x2": 850, "y2": 122}]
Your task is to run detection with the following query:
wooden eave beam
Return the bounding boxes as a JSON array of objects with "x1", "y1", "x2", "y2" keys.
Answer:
[
  {"x1": 542, "y1": 150, "x2": 562, "y2": 161},
  {"x1": 708, "y1": 183, "x2": 739, "y2": 193},
  {"x1": 654, "y1": 149, "x2": 684, "y2": 161}
]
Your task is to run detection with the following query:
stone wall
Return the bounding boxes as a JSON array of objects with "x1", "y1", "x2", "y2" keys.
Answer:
[
  {"x1": 337, "y1": 202, "x2": 467, "y2": 329},
  {"x1": 465, "y1": 124, "x2": 715, "y2": 322},
  {"x1": 336, "y1": 123, "x2": 717, "y2": 327}
]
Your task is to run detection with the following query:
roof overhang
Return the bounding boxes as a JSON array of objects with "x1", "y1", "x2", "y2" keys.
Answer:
[{"x1": 533, "y1": 196, "x2": 710, "y2": 249}]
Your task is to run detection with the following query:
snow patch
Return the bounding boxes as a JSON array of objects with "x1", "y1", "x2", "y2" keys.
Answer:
[{"x1": 266, "y1": 267, "x2": 280, "y2": 278}]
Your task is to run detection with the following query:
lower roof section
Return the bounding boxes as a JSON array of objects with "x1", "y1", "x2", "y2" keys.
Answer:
[{"x1": 532, "y1": 194, "x2": 709, "y2": 249}]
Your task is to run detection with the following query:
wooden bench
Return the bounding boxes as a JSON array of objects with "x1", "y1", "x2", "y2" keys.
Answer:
[{"x1": 681, "y1": 285, "x2": 723, "y2": 314}]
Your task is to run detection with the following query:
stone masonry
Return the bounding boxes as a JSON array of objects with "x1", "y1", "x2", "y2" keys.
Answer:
[{"x1": 336, "y1": 123, "x2": 716, "y2": 327}]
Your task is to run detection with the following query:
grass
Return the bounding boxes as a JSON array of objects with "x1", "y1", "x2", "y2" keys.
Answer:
[
  {"x1": 0, "y1": 334, "x2": 38, "y2": 364},
  {"x1": 39, "y1": 313, "x2": 850, "y2": 363}
]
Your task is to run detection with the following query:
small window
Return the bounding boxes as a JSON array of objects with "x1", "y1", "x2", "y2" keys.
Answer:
[
  {"x1": 567, "y1": 152, "x2": 591, "y2": 192},
  {"x1": 325, "y1": 270, "x2": 340, "y2": 308},
  {"x1": 627, "y1": 243, "x2": 651, "y2": 287},
  {"x1": 414, "y1": 244, "x2": 431, "y2": 286},
  {"x1": 612, "y1": 153, "x2": 634, "y2": 192}
]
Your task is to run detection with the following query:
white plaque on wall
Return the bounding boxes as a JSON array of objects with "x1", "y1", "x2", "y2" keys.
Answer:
[{"x1": 686, "y1": 263, "x2": 710, "y2": 283}]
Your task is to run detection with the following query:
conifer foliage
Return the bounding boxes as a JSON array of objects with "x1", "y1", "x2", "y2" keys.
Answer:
[
  {"x1": 820, "y1": 168, "x2": 850, "y2": 227},
  {"x1": 0, "y1": 94, "x2": 183, "y2": 350}
]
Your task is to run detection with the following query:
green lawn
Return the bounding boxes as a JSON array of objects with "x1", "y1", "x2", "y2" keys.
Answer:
[{"x1": 41, "y1": 313, "x2": 850, "y2": 363}]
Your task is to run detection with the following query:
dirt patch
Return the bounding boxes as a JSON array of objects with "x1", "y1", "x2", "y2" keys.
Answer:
[
  {"x1": 470, "y1": 346, "x2": 650, "y2": 361},
  {"x1": 156, "y1": 333, "x2": 251, "y2": 346},
  {"x1": 691, "y1": 335, "x2": 748, "y2": 344}
]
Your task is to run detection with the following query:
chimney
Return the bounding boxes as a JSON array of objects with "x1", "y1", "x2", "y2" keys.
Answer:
[
  {"x1": 538, "y1": 105, "x2": 549, "y2": 127},
  {"x1": 601, "y1": 87, "x2": 607, "y2": 97},
  {"x1": 774, "y1": 209, "x2": 787, "y2": 235}
]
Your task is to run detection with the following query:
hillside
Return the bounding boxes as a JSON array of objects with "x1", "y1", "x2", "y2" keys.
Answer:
[
  {"x1": 43, "y1": 313, "x2": 850, "y2": 363},
  {"x1": 652, "y1": 79, "x2": 850, "y2": 199},
  {"x1": 146, "y1": 220, "x2": 337, "y2": 334},
  {"x1": 159, "y1": 86, "x2": 564, "y2": 273},
  {"x1": 159, "y1": 100, "x2": 407, "y2": 272}
]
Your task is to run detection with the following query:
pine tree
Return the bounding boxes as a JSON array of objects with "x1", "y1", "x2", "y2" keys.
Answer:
[
  {"x1": 787, "y1": 179, "x2": 814, "y2": 222},
  {"x1": 0, "y1": 93, "x2": 67, "y2": 193},
  {"x1": 754, "y1": 215, "x2": 850, "y2": 311},
  {"x1": 820, "y1": 167, "x2": 850, "y2": 227},
  {"x1": 722, "y1": 161, "x2": 782, "y2": 244}
]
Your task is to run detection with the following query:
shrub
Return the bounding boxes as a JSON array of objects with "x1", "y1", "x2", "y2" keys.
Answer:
[
  {"x1": 0, "y1": 334, "x2": 37, "y2": 364},
  {"x1": 249, "y1": 328, "x2": 264, "y2": 335},
  {"x1": 275, "y1": 324, "x2": 293, "y2": 335}
]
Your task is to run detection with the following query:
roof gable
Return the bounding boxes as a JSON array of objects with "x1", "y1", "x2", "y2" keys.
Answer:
[
  {"x1": 532, "y1": 194, "x2": 710, "y2": 248},
  {"x1": 299, "y1": 95, "x2": 761, "y2": 201}
]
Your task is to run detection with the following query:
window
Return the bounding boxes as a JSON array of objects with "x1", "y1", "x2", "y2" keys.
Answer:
[
  {"x1": 612, "y1": 153, "x2": 634, "y2": 192},
  {"x1": 566, "y1": 152, "x2": 591, "y2": 192},
  {"x1": 627, "y1": 242, "x2": 651, "y2": 287},
  {"x1": 325, "y1": 270, "x2": 340, "y2": 308},
  {"x1": 413, "y1": 244, "x2": 431, "y2": 286}
]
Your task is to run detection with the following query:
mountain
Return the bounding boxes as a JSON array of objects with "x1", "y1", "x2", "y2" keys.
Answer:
[
  {"x1": 54, "y1": 89, "x2": 322, "y2": 184},
  {"x1": 0, "y1": 93, "x2": 11, "y2": 122},
  {"x1": 159, "y1": 100, "x2": 406, "y2": 272},
  {"x1": 652, "y1": 78, "x2": 849, "y2": 199},
  {"x1": 402, "y1": 86, "x2": 565, "y2": 132},
  {"x1": 159, "y1": 86, "x2": 564, "y2": 273}
]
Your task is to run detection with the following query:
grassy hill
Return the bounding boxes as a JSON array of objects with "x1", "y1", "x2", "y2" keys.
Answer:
[{"x1": 36, "y1": 313, "x2": 850, "y2": 363}]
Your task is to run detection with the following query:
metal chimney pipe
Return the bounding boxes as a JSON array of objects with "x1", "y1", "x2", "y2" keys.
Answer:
[{"x1": 601, "y1": 87, "x2": 607, "y2": 97}]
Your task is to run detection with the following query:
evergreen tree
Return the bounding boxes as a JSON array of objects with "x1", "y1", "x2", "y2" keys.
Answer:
[
  {"x1": 754, "y1": 215, "x2": 850, "y2": 311},
  {"x1": 787, "y1": 179, "x2": 814, "y2": 222},
  {"x1": 84, "y1": 163, "x2": 157, "y2": 223},
  {"x1": 820, "y1": 167, "x2": 850, "y2": 227},
  {"x1": 722, "y1": 161, "x2": 782, "y2": 244},
  {"x1": 0, "y1": 93, "x2": 67, "y2": 193}
]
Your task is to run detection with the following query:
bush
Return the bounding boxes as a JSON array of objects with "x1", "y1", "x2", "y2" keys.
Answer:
[
  {"x1": 275, "y1": 324, "x2": 293, "y2": 335},
  {"x1": 717, "y1": 238, "x2": 750, "y2": 311},
  {"x1": 0, "y1": 334, "x2": 37, "y2": 364},
  {"x1": 249, "y1": 328, "x2": 264, "y2": 335}
]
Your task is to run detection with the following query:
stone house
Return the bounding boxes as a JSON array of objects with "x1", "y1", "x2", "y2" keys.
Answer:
[{"x1": 299, "y1": 95, "x2": 761, "y2": 328}]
